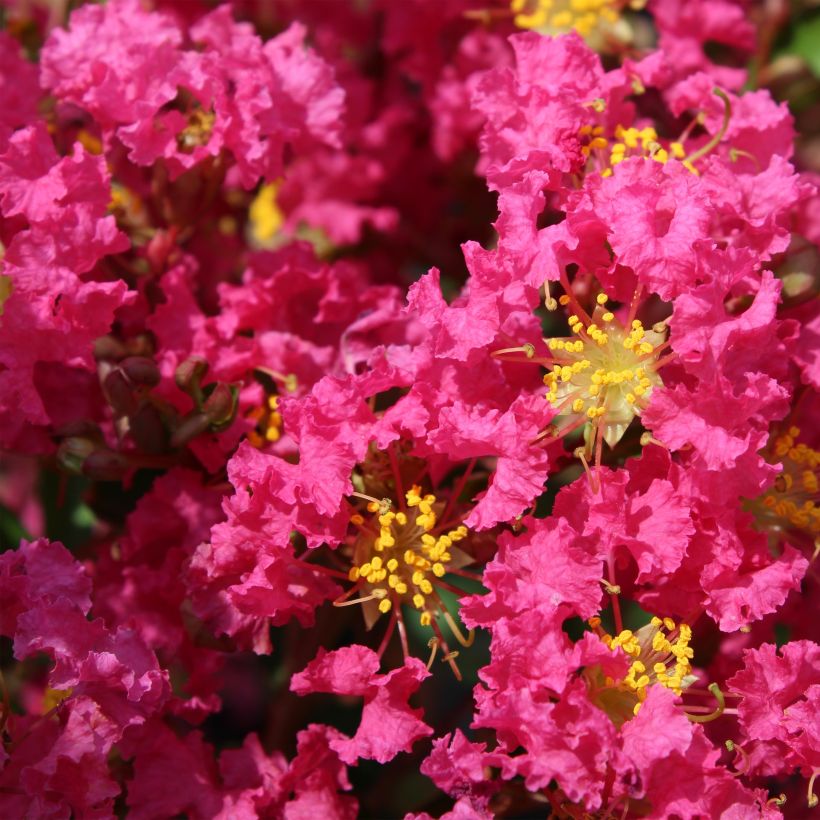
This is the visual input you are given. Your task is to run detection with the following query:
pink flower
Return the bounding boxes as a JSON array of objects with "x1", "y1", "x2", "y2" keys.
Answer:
[
  {"x1": 729, "y1": 641, "x2": 820, "y2": 779},
  {"x1": 0, "y1": 32, "x2": 40, "y2": 152},
  {"x1": 291, "y1": 646, "x2": 433, "y2": 763},
  {"x1": 0, "y1": 124, "x2": 130, "y2": 447}
]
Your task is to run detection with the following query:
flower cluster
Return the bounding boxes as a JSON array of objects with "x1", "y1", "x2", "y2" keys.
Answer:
[{"x1": 1, "y1": 1, "x2": 818, "y2": 817}]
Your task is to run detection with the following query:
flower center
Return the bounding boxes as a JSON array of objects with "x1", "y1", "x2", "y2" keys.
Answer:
[
  {"x1": 543, "y1": 293, "x2": 666, "y2": 450},
  {"x1": 586, "y1": 616, "x2": 696, "y2": 725},
  {"x1": 247, "y1": 395, "x2": 284, "y2": 447},
  {"x1": 749, "y1": 426, "x2": 820, "y2": 542},
  {"x1": 177, "y1": 107, "x2": 216, "y2": 153},
  {"x1": 348, "y1": 486, "x2": 469, "y2": 626},
  {"x1": 511, "y1": 0, "x2": 620, "y2": 37},
  {"x1": 580, "y1": 123, "x2": 692, "y2": 177}
]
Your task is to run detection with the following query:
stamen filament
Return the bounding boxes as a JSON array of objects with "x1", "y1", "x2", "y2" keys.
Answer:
[
  {"x1": 808, "y1": 770, "x2": 819, "y2": 808},
  {"x1": 376, "y1": 609, "x2": 398, "y2": 659},
  {"x1": 288, "y1": 556, "x2": 351, "y2": 581},
  {"x1": 388, "y1": 443, "x2": 406, "y2": 512},
  {"x1": 441, "y1": 608, "x2": 475, "y2": 648},
  {"x1": 426, "y1": 637, "x2": 439, "y2": 671},
  {"x1": 683, "y1": 88, "x2": 732, "y2": 166},
  {"x1": 725, "y1": 740, "x2": 750, "y2": 776},
  {"x1": 333, "y1": 590, "x2": 388, "y2": 607},
  {"x1": 559, "y1": 269, "x2": 594, "y2": 326},
  {"x1": 440, "y1": 457, "x2": 477, "y2": 529},
  {"x1": 684, "y1": 683, "x2": 726, "y2": 723},
  {"x1": 396, "y1": 605, "x2": 410, "y2": 658},
  {"x1": 607, "y1": 559, "x2": 623, "y2": 634}
]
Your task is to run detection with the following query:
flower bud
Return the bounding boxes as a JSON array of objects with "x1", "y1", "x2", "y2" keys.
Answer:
[
  {"x1": 83, "y1": 449, "x2": 130, "y2": 481},
  {"x1": 203, "y1": 382, "x2": 239, "y2": 430},
  {"x1": 120, "y1": 356, "x2": 161, "y2": 387},
  {"x1": 170, "y1": 412, "x2": 212, "y2": 448},
  {"x1": 175, "y1": 357, "x2": 209, "y2": 400}
]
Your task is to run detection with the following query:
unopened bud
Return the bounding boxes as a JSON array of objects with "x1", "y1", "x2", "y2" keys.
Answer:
[
  {"x1": 83, "y1": 450, "x2": 130, "y2": 482},
  {"x1": 94, "y1": 335, "x2": 127, "y2": 361},
  {"x1": 57, "y1": 437, "x2": 96, "y2": 474},
  {"x1": 170, "y1": 412, "x2": 212, "y2": 448},
  {"x1": 174, "y1": 357, "x2": 209, "y2": 400},
  {"x1": 103, "y1": 370, "x2": 137, "y2": 416},
  {"x1": 130, "y1": 404, "x2": 168, "y2": 454},
  {"x1": 120, "y1": 356, "x2": 161, "y2": 387},
  {"x1": 203, "y1": 382, "x2": 239, "y2": 430}
]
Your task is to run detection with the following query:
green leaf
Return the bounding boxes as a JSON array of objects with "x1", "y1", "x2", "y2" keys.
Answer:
[{"x1": 782, "y1": 14, "x2": 820, "y2": 77}]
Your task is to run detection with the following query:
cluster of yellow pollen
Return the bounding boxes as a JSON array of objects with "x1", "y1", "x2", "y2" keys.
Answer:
[
  {"x1": 249, "y1": 181, "x2": 285, "y2": 244},
  {"x1": 579, "y1": 123, "x2": 692, "y2": 177},
  {"x1": 177, "y1": 108, "x2": 216, "y2": 153},
  {"x1": 348, "y1": 487, "x2": 468, "y2": 625},
  {"x1": 593, "y1": 616, "x2": 695, "y2": 716},
  {"x1": 511, "y1": 0, "x2": 619, "y2": 36},
  {"x1": 543, "y1": 293, "x2": 665, "y2": 449},
  {"x1": 756, "y1": 427, "x2": 820, "y2": 537},
  {"x1": 247, "y1": 395, "x2": 284, "y2": 448}
]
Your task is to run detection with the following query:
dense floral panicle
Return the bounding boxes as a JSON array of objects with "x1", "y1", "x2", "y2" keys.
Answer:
[
  {"x1": 553, "y1": 467, "x2": 694, "y2": 583},
  {"x1": 91, "y1": 469, "x2": 226, "y2": 719},
  {"x1": 729, "y1": 642, "x2": 820, "y2": 779},
  {"x1": 0, "y1": 540, "x2": 170, "y2": 818},
  {"x1": 40, "y1": 0, "x2": 182, "y2": 129},
  {"x1": 291, "y1": 646, "x2": 432, "y2": 763},
  {"x1": 472, "y1": 31, "x2": 616, "y2": 190},
  {"x1": 420, "y1": 730, "x2": 502, "y2": 808},
  {"x1": 583, "y1": 157, "x2": 712, "y2": 301},
  {"x1": 0, "y1": 124, "x2": 131, "y2": 447},
  {"x1": 120, "y1": 719, "x2": 356, "y2": 820},
  {"x1": 616, "y1": 685, "x2": 775, "y2": 818},
  {"x1": 643, "y1": 267, "x2": 794, "y2": 490},
  {"x1": 0, "y1": 33, "x2": 40, "y2": 152},
  {"x1": 41, "y1": 1, "x2": 344, "y2": 184},
  {"x1": 650, "y1": 0, "x2": 756, "y2": 90}
]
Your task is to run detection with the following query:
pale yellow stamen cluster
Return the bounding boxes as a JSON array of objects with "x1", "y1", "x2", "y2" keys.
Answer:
[
  {"x1": 247, "y1": 395, "x2": 284, "y2": 447},
  {"x1": 758, "y1": 427, "x2": 820, "y2": 535},
  {"x1": 600, "y1": 617, "x2": 695, "y2": 714},
  {"x1": 177, "y1": 108, "x2": 216, "y2": 153},
  {"x1": 249, "y1": 182, "x2": 285, "y2": 244},
  {"x1": 511, "y1": 0, "x2": 619, "y2": 37},
  {"x1": 349, "y1": 487, "x2": 469, "y2": 624},
  {"x1": 580, "y1": 123, "x2": 691, "y2": 178},
  {"x1": 543, "y1": 293, "x2": 664, "y2": 448}
]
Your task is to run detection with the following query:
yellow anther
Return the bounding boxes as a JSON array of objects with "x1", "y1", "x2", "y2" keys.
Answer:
[
  {"x1": 420, "y1": 611, "x2": 432, "y2": 626},
  {"x1": 349, "y1": 567, "x2": 360, "y2": 581},
  {"x1": 379, "y1": 598, "x2": 392, "y2": 614},
  {"x1": 663, "y1": 617, "x2": 676, "y2": 631},
  {"x1": 420, "y1": 580, "x2": 433, "y2": 595},
  {"x1": 371, "y1": 556, "x2": 383, "y2": 571},
  {"x1": 596, "y1": 293, "x2": 608, "y2": 305},
  {"x1": 396, "y1": 582, "x2": 408, "y2": 595},
  {"x1": 413, "y1": 593, "x2": 425, "y2": 609},
  {"x1": 432, "y1": 563, "x2": 446, "y2": 577},
  {"x1": 572, "y1": 399, "x2": 585, "y2": 413},
  {"x1": 387, "y1": 558, "x2": 398, "y2": 572},
  {"x1": 395, "y1": 512, "x2": 407, "y2": 526}
]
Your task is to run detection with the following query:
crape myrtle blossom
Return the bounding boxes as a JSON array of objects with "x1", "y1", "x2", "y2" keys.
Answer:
[
  {"x1": 1, "y1": 0, "x2": 819, "y2": 817},
  {"x1": 40, "y1": 1, "x2": 345, "y2": 186}
]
